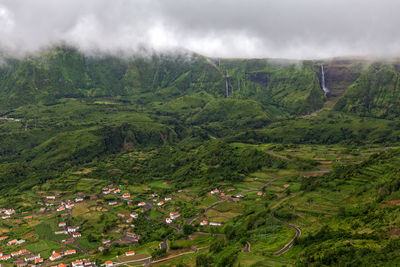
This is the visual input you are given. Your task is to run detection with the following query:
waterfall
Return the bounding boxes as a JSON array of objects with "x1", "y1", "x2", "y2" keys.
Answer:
[
  {"x1": 225, "y1": 77, "x2": 229, "y2": 97},
  {"x1": 321, "y1": 65, "x2": 329, "y2": 95}
]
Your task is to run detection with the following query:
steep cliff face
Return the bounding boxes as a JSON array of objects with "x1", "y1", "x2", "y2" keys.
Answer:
[
  {"x1": 334, "y1": 63, "x2": 400, "y2": 118},
  {"x1": 316, "y1": 60, "x2": 362, "y2": 108}
]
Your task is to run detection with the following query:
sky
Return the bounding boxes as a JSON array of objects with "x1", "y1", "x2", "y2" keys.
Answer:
[{"x1": 0, "y1": 0, "x2": 399, "y2": 59}]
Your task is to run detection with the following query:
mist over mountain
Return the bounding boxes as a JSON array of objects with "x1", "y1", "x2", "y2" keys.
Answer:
[
  {"x1": 1, "y1": 2, "x2": 400, "y2": 266},
  {"x1": 1, "y1": 0, "x2": 400, "y2": 59}
]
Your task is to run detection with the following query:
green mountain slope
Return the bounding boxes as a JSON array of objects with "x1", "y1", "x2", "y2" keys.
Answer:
[{"x1": 334, "y1": 63, "x2": 400, "y2": 118}]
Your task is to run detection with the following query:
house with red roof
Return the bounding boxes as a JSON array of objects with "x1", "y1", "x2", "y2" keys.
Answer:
[
  {"x1": 64, "y1": 249, "x2": 76, "y2": 255},
  {"x1": 49, "y1": 252, "x2": 62, "y2": 261},
  {"x1": 34, "y1": 258, "x2": 43, "y2": 264},
  {"x1": 170, "y1": 212, "x2": 180, "y2": 220},
  {"x1": 0, "y1": 255, "x2": 10, "y2": 261},
  {"x1": 73, "y1": 233, "x2": 82, "y2": 238},
  {"x1": 125, "y1": 251, "x2": 135, "y2": 256}
]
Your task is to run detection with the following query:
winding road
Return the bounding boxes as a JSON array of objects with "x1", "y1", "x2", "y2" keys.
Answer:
[{"x1": 271, "y1": 210, "x2": 301, "y2": 255}]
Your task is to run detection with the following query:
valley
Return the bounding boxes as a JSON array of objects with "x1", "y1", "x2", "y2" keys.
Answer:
[
  {"x1": 0, "y1": 47, "x2": 400, "y2": 266},
  {"x1": 0, "y1": 140, "x2": 397, "y2": 266}
]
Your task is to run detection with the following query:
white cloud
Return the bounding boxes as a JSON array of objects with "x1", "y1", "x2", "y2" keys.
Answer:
[{"x1": 0, "y1": 0, "x2": 399, "y2": 59}]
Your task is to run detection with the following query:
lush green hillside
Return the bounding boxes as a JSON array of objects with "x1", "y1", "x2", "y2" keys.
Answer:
[
  {"x1": 334, "y1": 63, "x2": 400, "y2": 118},
  {"x1": 1, "y1": 47, "x2": 400, "y2": 266}
]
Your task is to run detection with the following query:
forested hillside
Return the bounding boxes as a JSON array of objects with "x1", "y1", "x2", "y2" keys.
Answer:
[{"x1": 1, "y1": 47, "x2": 400, "y2": 266}]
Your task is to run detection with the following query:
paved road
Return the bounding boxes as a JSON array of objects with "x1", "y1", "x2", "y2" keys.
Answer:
[
  {"x1": 65, "y1": 209, "x2": 88, "y2": 255},
  {"x1": 271, "y1": 210, "x2": 301, "y2": 255},
  {"x1": 114, "y1": 256, "x2": 152, "y2": 266}
]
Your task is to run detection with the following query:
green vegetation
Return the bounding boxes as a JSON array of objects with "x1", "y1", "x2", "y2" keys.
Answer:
[{"x1": 0, "y1": 47, "x2": 400, "y2": 266}]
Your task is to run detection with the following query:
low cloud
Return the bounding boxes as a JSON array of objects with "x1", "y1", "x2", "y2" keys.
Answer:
[{"x1": 0, "y1": 0, "x2": 399, "y2": 59}]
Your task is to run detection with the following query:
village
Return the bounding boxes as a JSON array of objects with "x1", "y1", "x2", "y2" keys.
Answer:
[{"x1": 0, "y1": 174, "x2": 274, "y2": 266}]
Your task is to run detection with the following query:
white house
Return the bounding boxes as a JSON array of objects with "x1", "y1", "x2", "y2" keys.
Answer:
[
  {"x1": 73, "y1": 233, "x2": 82, "y2": 238},
  {"x1": 125, "y1": 251, "x2": 135, "y2": 256},
  {"x1": 49, "y1": 252, "x2": 62, "y2": 261},
  {"x1": 68, "y1": 226, "x2": 80, "y2": 232},
  {"x1": 64, "y1": 249, "x2": 77, "y2": 255},
  {"x1": 210, "y1": 189, "x2": 220, "y2": 195},
  {"x1": 24, "y1": 254, "x2": 40, "y2": 262},
  {"x1": 170, "y1": 212, "x2": 180, "y2": 220}
]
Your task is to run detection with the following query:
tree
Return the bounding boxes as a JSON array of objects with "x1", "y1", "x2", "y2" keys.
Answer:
[{"x1": 196, "y1": 254, "x2": 213, "y2": 267}]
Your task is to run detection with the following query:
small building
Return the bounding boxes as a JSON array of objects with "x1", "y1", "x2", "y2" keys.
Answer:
[
  {"x1": 157, "y1": 201, "x2": 164, "y2": 206},
  {"x1": 108, "y1": 202, "x2": 118, "y2": 206},
  {"x1": 125, "y1": 251, "x2": 135, "y2": 256},
  {"x1": 23, "y1": 216, "x2": 33, "y2": 220},
  {"x1": 49, "y1": 252, "x2": 62, "y2": 261},
  {"x1": 126, "y1": 232, "x2": 140, "y2": 240},
  {"x1": 46, "y1": 196, "x2": 56, "y2": 200},
  {"x1": 68, "y1": 226, "x2": 80, "y2": 232},
  {"x1": 0, "y1": 255, "x2": 10, "y2": 261},
  {"x1": 72, "y1": 260, "x2": 83, "y2": 267},
  {"x1": 138, "y1": 202, "x2": 146, "y2": 206},
  {"x1": 102, "y1": 239, "x2": 111, "y2": 245},
  {"x1": 170, "y1": 212, "x2": 180, "y2": 220},
  {"x1": 0, "y1": 236, "x2": 8, "y2": 241},
  {"x1": 7, "y1": 239, "x2": 18, "y2": 246},
  {"x1": 210, "y1": 189, "x2": 220, "y2": 195},
  {"x1": 65, "y1": 203, "x2": 75, "y2": 209},
  {"x1": 59, "y1": 222, "x2": 66, "y2": 227},
  {"x1": 257, "y1": 192, "x2": 263, "y2": 196},
  {"x1": 200, "y1": 220, "x2": 208, "y2": 226},
  {"x1": 75, "y1": 198, "x2": 84, "y2": 202},
  {"x1": 57, "y1": 206, "x2": 65, "y2": 212},
  {"x1": 34, "y1": 258, "x2": 43, "y2": 264},
  {"x1": 11, "y1": 251, "x2": 22, "y2": 257},
  {"x1": 73, "y1": 233, "x2": 82, "y2": 238},
  {"x1": 64, "y1": 249, "x2": 77, "y2": 255},
  {"x1": 14, "y1": 260, "x2": 27, "y2": 267},
  {"x1": 166, "y1": 218, "x2": 172, "y2": 224},
  {"x1": 122, "y1": 193, "x2": 130, "y2": 198},
  {"x1": 209, "y1": 222, "x2": 222, "y2": 226},
  {"x1": 55, "y1": 230, "x2": 68, "y2": 235},
  {"x1": 130, "y1": 212, "x2": 138, "y2": 219},
  {"x1": 105, "y1": 261, "x2": 113, "y2": 267},
  {"x1": 24, "y1": 254, "x2": 40, "y2": 262},
  {"x1": 164, "y1": 197, "x2": 172, "y2": 201},
  {"x1": 5, "y1": 210, "x2": 15, "y2": 215}
]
